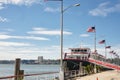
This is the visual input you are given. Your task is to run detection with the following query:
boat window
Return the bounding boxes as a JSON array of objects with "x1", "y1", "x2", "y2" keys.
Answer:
[
  {"x1": 75, "y1": 49, "x2": 78, "y2": 52},
  {"x1": 72, "y1": 49, "x2": 76, "y2": 52},
  {"x1": 71, "y1": 49, "x2": 90, "y2": 53},
  {"x1": 71, "y1": 49, "x2": 74, "y2": 52},
  {"x1": 84, "y1": 49, "x2": 87, "y2": 52},
  {"x1": 80, "y1": 50, "x2": 83, "y2": 52},
  {"x1": 75, "y1": 50, "x2": 77, "y2": 52}
]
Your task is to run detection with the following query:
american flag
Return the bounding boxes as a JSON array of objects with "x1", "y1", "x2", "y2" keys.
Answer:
[
  {"x1": 109, "y1": 50, "x2": 114, "y2": 53},
  {"x1": 105, "y1": 46, "x2": 111, "y2": 49},
  {"x1": 99, "y1": 40, "x2": 105, "y2": 44},
  {"x1": 87, "y1": 27, "x2": 95, "y2": 32},
  {"x1": 115, "y1": 54, "x2": 119, "y2": 58}
]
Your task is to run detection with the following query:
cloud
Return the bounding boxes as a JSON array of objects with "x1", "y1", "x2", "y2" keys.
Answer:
[
  {"x1": 0, "y1": 41, "x2": 31, "y2": 47},
  {"x1": 80, "y1": 34, "x2": 90, "y2": 37},
  {"x1": 89, "y1": 2, "x2": 120, "y2": 16},
  {"x1": 3, "y1": 28, "x2": 14, "y2": 32},
  {"x1": 0, "y1": 16, "x2": 8, "y2": 22},
  {"x1": 0, "y1": 45, "x2": 61, "y2": 60},
  {"x1": 0, "y1": 3, "x2": 5, "y2": 10},
  {"x1": 0, "y1": 0, "x2": 41, "y2": 5},
  {"x1": 28, "y1": 27, "x2": 72, "y2": 35},
  {"x1": 14, "y1": 0, "x2": 41, "y2": 5},
  {"x1": 0, "y1": 0, "x2": 41, "y2": 10},
  {"x1": 0, "y1": 34, "x2": 49, "y2": 40},
  {"x1": 0, "y1": 32, "x2": 8, "y2": 35},
  {"x1": 44, "y1": 7, "x2": 59, "y2": 12},
  {"x1": 24, "y1": 36, "x2": 49, "y2": 40}
]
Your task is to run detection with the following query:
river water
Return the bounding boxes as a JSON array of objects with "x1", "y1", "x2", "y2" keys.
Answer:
[{"x1": 0, "y1": 64, "x2": 60, "y2": 79}]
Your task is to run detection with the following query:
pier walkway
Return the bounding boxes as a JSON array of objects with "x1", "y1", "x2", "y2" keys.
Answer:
[{"x1": 76, "y1": 70, "x2": 120, "y2": 80}]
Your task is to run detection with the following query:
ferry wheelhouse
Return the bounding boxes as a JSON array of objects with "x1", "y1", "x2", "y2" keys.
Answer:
[{"x1": 64, "y1": 48, "x2": 91, "y2": 60}]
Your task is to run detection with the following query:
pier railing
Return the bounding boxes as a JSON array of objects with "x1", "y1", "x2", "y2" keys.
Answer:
[
  {"x1": 0, "y1": 71, "x2": 59, "y2": 80},
  {"x1": 88, "y1": 57, "x2": 120, "y2": 71}
]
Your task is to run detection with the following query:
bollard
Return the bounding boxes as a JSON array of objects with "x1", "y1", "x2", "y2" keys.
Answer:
[
  {"x1": 19, "y1": 70, "x2": 24, "y2": 80},
  {"x1": 14, "y1": 58, "x2": 24, "y2": 80},
  {"x1": 14, "y1": 58, "x2": 21, "y2": 80}
]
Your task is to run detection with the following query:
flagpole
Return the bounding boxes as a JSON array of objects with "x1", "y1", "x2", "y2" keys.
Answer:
[
  {"x1": 105, "y1": 41, "x2": 107, "y2": 61},
  {"x1": 94, "y1": 26, "x2": 97, "y2": 73},
  {"x1": 111, "y1": 50, "x2": 112, "y2": 63},
  {"x1": 94, "y1": 26, "x2": 96, "y2": 53},
  {"x1": 59, "y1": 0, "x2": 64, "y2": 80},
  {"x1": 110, "y1": 49, "x2": 112, "y2": 62},
  {"x1": 60, "y1": 0, "x2": 63, "y2": 70},
  {"x1": 87, "y1": 26, "x2": 97, "y2": 73}
]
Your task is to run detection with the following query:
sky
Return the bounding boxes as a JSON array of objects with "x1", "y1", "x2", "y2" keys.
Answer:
[{"x1": 0, "y1": 0, "x2": 120, "y2": 60}]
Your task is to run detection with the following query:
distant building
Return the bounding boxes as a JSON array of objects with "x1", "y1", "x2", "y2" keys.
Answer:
[{"x1": 38, "y1": 56, "x2": 43, "y2": 64}]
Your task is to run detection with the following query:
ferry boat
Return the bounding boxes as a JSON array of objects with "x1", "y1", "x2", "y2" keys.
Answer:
[{"x1": 62, "y1": 47, "x2": 113, "y2": 80}]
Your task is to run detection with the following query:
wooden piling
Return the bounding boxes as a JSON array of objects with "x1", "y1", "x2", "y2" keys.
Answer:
[
  {"x1": 14, "y1": 58, "x2": 24, "y2": 80},
  {"x1": 14, "y1": 58, "x2": 21, "y2": 80},
  {"x1": 19, "y1": 70, "x2": 24, "y2": 80}
]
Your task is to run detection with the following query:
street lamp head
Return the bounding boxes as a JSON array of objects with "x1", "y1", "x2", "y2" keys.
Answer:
[
  {"x1": 63, "y1": 3, "x2": 80, "y2": 12},
  {"x1": 74, "y1": 4, "x2": 80, "y2": 7}
]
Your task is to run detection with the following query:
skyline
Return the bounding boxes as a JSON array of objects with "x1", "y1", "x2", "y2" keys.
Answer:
[{"x1": 0, "y1": 0, "x2": 120, "y2": 60}]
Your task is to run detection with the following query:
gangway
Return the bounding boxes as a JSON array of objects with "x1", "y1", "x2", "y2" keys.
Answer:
[{"x1": 88, "y1": 58, "x2": 120, "y2": 71}]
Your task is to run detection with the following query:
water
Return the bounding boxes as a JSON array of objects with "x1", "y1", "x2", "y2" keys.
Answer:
[{"x1": 0, "y1": 64, "x2": 60, "y2": 79}]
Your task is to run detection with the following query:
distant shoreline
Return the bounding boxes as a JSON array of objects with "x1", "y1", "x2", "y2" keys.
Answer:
[{"x1": 0, "y1": 59, "x2": 60, "y2": 65}]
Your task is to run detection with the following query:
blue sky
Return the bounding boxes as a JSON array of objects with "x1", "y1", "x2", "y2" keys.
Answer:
[{"x1": 0, "y1": 0, "x2": 120, "y2": 60}]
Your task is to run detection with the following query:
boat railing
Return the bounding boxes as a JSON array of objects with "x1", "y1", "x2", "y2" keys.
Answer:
[{"x1": 64, "y1": 70, "x2": 82, "y2": 79}]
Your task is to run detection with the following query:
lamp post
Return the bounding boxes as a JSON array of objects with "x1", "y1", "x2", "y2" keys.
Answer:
[{"x1": 59, "y1": 0, "x2": 80, "y2": 80}]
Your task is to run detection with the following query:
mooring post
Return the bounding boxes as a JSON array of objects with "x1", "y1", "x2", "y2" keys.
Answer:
[
  {"x1": 19, "y1": 70, "x2": 24, "y2": 80},
  {"x1": 14, "y1": 58, "x2": 21, "y2": 80}
]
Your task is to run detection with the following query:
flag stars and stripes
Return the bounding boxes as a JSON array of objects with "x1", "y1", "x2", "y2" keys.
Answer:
[
  {"x1": 99, "y1": 40, "x2": 105, "y2": 44},
  {"x1": 87, "y1": 27, "x2": 95, "y2": 32},
  {"x1": 105, "y1": 46, "x2": 111, "y2": 49},
  {"x1": 109, "y1": 50, "x2": 114, "y2": 53}
]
